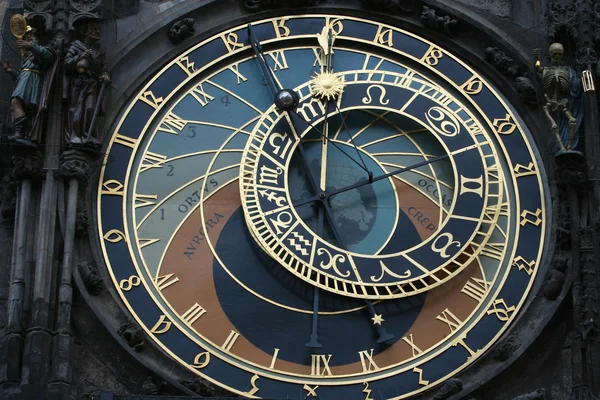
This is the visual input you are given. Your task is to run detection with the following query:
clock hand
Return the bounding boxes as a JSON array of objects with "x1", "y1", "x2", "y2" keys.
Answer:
[
  {"x1": 305, "y1": 98, "x2": 332, "y2": 349},
  {"x1": 292, "y1": 144, "x2": 476, "y2": 208},
  {"x1": 247, "y1": 24, "x2": 280, "y2": 98}
]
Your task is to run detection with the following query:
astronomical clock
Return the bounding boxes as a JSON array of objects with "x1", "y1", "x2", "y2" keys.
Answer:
[{"x1": 96, "y1": 12, "x2": 549, "y2": 400}]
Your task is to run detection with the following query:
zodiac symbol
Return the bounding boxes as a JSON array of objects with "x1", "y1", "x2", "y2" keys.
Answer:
[
  {"x1": 362, "y1": 85, "x2": 390, "y2": 105},
  {"x1": 317, "y1": 248, "x2": 350, "y2": 277},
  {"x1": 425, "y1": 106, "x2": 460, "y2": 137},
  {"x1": 370, "y1": 261, "x2": 411, "y2": 282},
  {"x1": 288, "y1": 232, "x2": 310, "y2": 256}
]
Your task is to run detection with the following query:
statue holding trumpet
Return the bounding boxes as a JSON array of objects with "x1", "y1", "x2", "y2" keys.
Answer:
[{"x1": 2, "y1": 15, "x2": 56, "y2": 145}]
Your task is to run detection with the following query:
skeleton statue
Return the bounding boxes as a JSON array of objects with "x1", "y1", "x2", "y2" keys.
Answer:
[
  {"x1": 533, "y1": 43, "x2": 584, "y2": 151},
  {"x1": 64, "y1": 20, "x2": 110, "y2": 148},
  {"x1": 1, "y1": 27, "x2": 56, "y2": 145}
]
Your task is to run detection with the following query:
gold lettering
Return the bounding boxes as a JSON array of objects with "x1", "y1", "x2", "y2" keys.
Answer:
[
  {"x1": 362, "y1": 382, "x2": 374, "y2": 400},
  {"x1": 181, "y1": 303, "x2": 207, "y2": 325},
  {"x1": 192, "y1": 352, "x2": 210, "y2": 369},
  {"x1": 461, "y1": 75, "x2": 483, "y2": 95},
  {"x1": 358, "y1": 349, "x2": 379, "y2": 372},
  {"x1": 401, "y1": 334, "x2": 422, "y2": 357},
  {"x1": 191, "y1": 84, "x2": 215, "y2": 106},
  {"x1": 269, "y1": 50, "x2": 289, "y2": 71},
  {"x1": 514, "y1": 162, "x2": 536, "y2": 178},
  {"x1": 138, "y1": 238, "x2": 160, "y2": 249},
  {"x1": 150, "y1": 315, "x2": 172, "y2": 334},
  {"x1": 373, "y1": 25, "x2": 394, "y2": 46},
  {"x1": 310, "y1": 354, "x2": 333, "y2": 376},
  {"x1": 135, "y1": 193, "x2": 158, "y2": 209},
  {"x1": 221, "y1": 32, "x2": 244, "y2": 53},
  {"x1": 436, "y1": 308, "x2": 462, "y2": 332},
  {"x1": 422, "y1": 46, "x2": 443, "y2": 66},
  {"x1": 269, "y1": 348, "x2": 280, "y2": 369},
  {"x1": 113, "y1": 133, "x2": 138, "y2": 149},
  {"x1": 222, "y1": 330, "x2": 240, "y2": 352},
  {"x1": 244, "y1": 374, "x2": 260, "y2": 396},
  {"x1": 140, "y1": 152, "x2": 167, "y2": 172},
  {"x1": 119, "y1": 275, "x2": 141, "y2": 291},
  {"x1": 176, "y1": 56, "x2": 196, "y2": 76},
  {"x1": 520, "y1": 208, "x2": 543, "y2": 226},
  {"x1": 272, "y1": 18, "x2": 291, "y2": 38},
  {"x1": 159, "y1": 112, "x2": 186, "y2": 135},
  {"x1": 102, "y1": 180, "x2": 124, "y2": 197},
  {"x1": 228, "y1": 63, "x2": 248, "y2": 85},
  {"x1": 512, "y1": 256, "x2": 535, "y2": 276},
  {"x1": 303, "y1": 384, "x2": 319, "y2": 397},
  {"x1": 155, "y1": 273, "x2": 180, "y2": 291},
  {"x1": 103, "y1": 229, "x2": 127, "y2": 243},
  {"x1": 139, "y1": 90, "x2": 164, "y2": 109},
  {"x1": 492, "y1": 114, "x2": 517, "y2": 135},
  {"x1": 461, "y1": 277, "x2": 488, "y2": 301},
  {"x1": 487, "y1": 298, "x2": 515, "y2": 321},
  {"x1": 413, "y1": 367, "x2": 429, "y2": 386}
]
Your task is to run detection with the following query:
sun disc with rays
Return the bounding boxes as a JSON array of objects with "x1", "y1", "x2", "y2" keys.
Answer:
[{"x1": 310, "y1": 71, "x2": 345, "y2": 100}]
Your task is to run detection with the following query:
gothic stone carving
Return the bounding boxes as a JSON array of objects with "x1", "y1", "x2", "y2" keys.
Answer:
[
  {"x1": 421, "y1": 6, "x2": 458, "y2": 36},
  {"x1": 359, "y1": 0, "x2": 415, "y2": 13},
  {"x1": 12, "y1": 148, "x2": 43, "y2": 180},
  {"x1": 492, "y1": 334, "x2": 522, "y2": 361},
  {"x1": 433, "y1": 378, "x2": 463, "y2": 399},
  {"x1": 511, "y1": 388, "x2": 545, "y2": 400},
  {"x1": 118, "y1": 322, "x2": 145, "y2": 351},
  {"x1": 2, "y1": 26, "x2": 58, "y2": 146},
  {"x1": 485, "y1": 47, "x2": 536, "y2": 105},
  {"x1": 179, "y1": 378, "x2": 215, "y2": 397},
  {"x1": 244, "y1": 0, "x2": 319, "y2": 13},
  {"x1": 0, "y1": 174, "x2": 17, "y2": 220},
  {"x1": 60, "y1": 149, "x2": 92, "y2": 180},
  {"x1": 77, "y1": 262, "x2": 104, "y2": 295},
  {"x1": 167, "y1": 18, "x2": 195, "y2": 45},
  {"x1": 548, "y1": 2, "x2": 578, "y2": 42},
  {"x1": 64, "y1": 20, "x2": 110, "y2": 149},
  {"x1": 543, "y1": 257, "x2": 568, "y2": 301}
]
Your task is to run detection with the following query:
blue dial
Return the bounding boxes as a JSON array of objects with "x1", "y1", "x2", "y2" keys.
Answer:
[{"x1": 97, "y1": 15, "x2": 548, "y2": 400}]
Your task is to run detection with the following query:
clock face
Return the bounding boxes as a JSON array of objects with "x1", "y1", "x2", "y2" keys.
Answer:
[{"x1": 98, "y1": 14, "x2": 547, "y2": 400}]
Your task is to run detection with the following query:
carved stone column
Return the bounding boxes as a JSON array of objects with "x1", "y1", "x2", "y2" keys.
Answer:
[
  {"x1": 47, "y1": 150, "x2": 91, "y2": 399},
  {"x1": 0, "y1": 149, "x2": 42, "y2": 396}
]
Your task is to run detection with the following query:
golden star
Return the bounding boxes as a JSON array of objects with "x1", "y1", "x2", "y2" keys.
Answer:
[{"x1": 371, "y1": 314, "x2": 385, "y2": 325}]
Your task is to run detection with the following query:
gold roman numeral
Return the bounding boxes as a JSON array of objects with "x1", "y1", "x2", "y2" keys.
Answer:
[
  {"x1": 158, "y1": 112, "x2": 186, "y2": 135},
  {"x1": 140, "y1": 152, "x2": 167, "y2": 172},
  {"x1": 155, "y1": 273, "x2": 180, "y2": 291},
  {"x1": 135, "y1": 193, "x2": 158, "y2": 208},
  {"x1": 358, "y1": 349, "x2": 379, "y2": 372},
  {"x1": 221, "y1": 330, "x2": 240, "y2": 352},
  {"x1": 269, "y1": 50, "x2": 289, "y2": 71},
  {"x1": 113, "y1": 133, "x2": 138, "y2": 149},
  {"x1": 310, "y1": 354, "x2": 333, "y2": 376},
  {"x1": 461, "y1": 277, "x2": 488, "y2": 301},
  {"x1": 181, "y1": 303, "x2": 207, "y2": 325},
  {"x1": 436, "y1": 308, "x2": 462, "y2": 333},
  {"x1": 138, "y1": 238, "x2": 160, "y2": 249},
  {"x1": 401, "y1": 334, "x2": 423, "y2": 357},
  {"x1": 190, "y1": 84, "x2": 215, "y2": 106},
  {"x1": 228, "y1": 63, "x2": 248, "y2": 85}
]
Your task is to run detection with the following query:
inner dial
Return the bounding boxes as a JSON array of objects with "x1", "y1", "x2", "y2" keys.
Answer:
[{"x1": 240, "y1": 70, "x2": 506, "y2": 299}]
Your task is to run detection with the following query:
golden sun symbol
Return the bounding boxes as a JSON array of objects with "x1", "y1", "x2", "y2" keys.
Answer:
[{"x1": 310, "y1": 71, "x2": 345, "y2": 100}]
